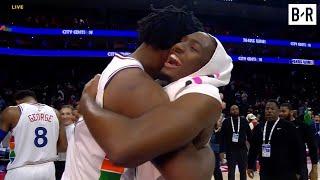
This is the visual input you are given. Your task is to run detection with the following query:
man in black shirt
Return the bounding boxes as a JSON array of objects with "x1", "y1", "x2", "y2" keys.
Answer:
[
  {"x1": 279, "y1": 103, "x2": 318, "y2": 180},
  {"x1": 314, "y1": 114, "x2": 320, "y2": 155},
  {"x1": 221, "y1": 105, "x2": 251, "y2": 180},
  {"x1": 247, "y1": 99, "x2": 304, "y2": 180}
]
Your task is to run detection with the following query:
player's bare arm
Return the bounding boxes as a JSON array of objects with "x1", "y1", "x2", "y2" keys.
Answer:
[
  {"x1": 0, "y1": 106, "x2": 20, "y2": 142},
  {"x1": 54, "y1": 109, "x2": 68, "y2": 152},
  {"x1": 81, "y1": 69, "x2": 169, "y2": 166},
  {"x1": 153, "y1": 143, "x2": 214, "y2": 180},
  {"x1": 102, "y1": 68, "x2": 170, "y2": 118},
  {"x1": 80, "y1": 74, "x2": 221, "y2": 167}
]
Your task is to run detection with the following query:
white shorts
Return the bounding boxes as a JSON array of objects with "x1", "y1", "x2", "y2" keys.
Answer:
[{"x1": 5, "y1": 162, "x2": 55, "y2": 180}]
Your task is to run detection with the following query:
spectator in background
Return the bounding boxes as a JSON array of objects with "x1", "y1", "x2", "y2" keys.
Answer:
[
  {"x1": 247, "y1": 107, "x2": 254, "y2": 115},
  {"x1": 280, "y1": 103, "x2": 318, "y2": 180},
  {"x1": 221, "y1": 105, "x2": 251, "y2": 180},
  {"x1": 246, "y1": 113, "x2": 258, "y2": 130},
  {"x1": 211, "y1": 116, "x2": 223, "y2": 180},
  {"x1": 57, "y1": 85, "x2": 65, "y2": 103},
  {"x1": 314, "y1": 114, "x2": 320, "y2": 158},
  {"x1": 303, "y1": 108, "x2": 313, "y2": 126},
  {"x1": 248, "y1": 100, "x2": 304, "y2": 180},
  {"x1": 69, "y1": 94, "x2": 77, "y2": 105},
  {"x1": 60, "y1": 105, "x2": 76, "y2": 141},
  {"x1": 56, "y1": 105, "x2": 76, "y2": 180},
  {"x1": 241, "y1": 91, "x2": 248, "y2": 104},
  {"x1": 298, "y1": 102, "x2": 308, "y2": 117},
  {"x1": 235, "y1": 91, "x2": 241, "y2": 104}
]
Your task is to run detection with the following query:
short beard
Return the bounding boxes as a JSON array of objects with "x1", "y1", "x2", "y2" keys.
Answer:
[
  {"x1": 231, "y1": 114, "x2": 239, "y2": 118},
  {"x1": 284, "y1": 116, "x2": 291, "y2": 121}
]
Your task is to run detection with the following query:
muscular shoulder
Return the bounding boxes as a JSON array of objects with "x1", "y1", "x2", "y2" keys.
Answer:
[
  {"x1": 170, "y1": 93, "x2": 222, "y2": 127},
  {"x1": 0, "y1": 106, "x2": 21, "y2": 131},
  {"x1": 1, "y1": 106, "x2": 20, "y2": 118},
  {"x1": 114, "y1": 68, "x2": 165, "y2": 93},
  {"x1": 175, "y1": 92, "x2": 221, "y2": 111},
  {"x1": 104, "y1": 68, "x2": 169, "y2": 117}
]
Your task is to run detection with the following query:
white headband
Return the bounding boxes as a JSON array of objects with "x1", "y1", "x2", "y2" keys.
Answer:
[{"x1": 188, "y1": 34, "x2": 233, "y2": 87}]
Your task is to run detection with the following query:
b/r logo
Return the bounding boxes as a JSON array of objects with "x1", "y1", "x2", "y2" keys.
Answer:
[{"x1": 288, "y1": 4, "x2": 317, "y2": 25}]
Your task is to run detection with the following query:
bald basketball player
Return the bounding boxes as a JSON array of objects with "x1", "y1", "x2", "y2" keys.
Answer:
[
  {"x1": 61, "y1": 6, "x2": 215, "y2": 180},
  {"x1": 79, "y1": 31, "x2": 233, "y2": 179},
  {"x1": 0, "y1": 90, "x2": 67, "y2": 180}
]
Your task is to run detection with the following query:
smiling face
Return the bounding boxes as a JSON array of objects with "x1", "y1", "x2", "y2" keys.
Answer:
[
  {"x1": 60, "y1": 107, "x2": 75, "y2": 125},
  {"x1": 160, "y1": 32, "x2": 217, "y2": 82}
]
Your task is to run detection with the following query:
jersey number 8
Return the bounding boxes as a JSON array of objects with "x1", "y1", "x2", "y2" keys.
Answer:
[{"x1": 34, "y1": 127, "x2": 48, "y2": 148}]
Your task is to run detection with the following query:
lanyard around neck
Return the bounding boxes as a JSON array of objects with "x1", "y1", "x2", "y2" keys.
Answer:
[
  {"x1": 231, "y1": 117, "x2": 240, "y2": 133},
  {"x1": 263, "y1": 118, "x2": 280, "y2": 144}
]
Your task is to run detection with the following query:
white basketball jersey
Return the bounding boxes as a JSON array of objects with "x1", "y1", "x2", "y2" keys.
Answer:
[
  {"x1": 62, "y1": 54, "x2": 143, "y2": 180},
  {"x1": 57, "y1": 123, "x2": 75, "y2": 161},
  {"x1": 63, "y1": 54, "x2": 222, "y2": 180},
  {"x1": 7, "y1": 103, "x2": 59, "y2": 170}
]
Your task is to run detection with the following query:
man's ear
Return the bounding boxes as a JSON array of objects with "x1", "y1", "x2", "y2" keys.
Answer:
[{"x1": 290, "y1": 110, "x2": 294, "y2": 117}]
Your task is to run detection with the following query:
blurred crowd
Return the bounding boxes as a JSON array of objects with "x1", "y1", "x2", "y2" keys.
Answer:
[{"x1": 0, "y1": 61, "x2": 319, "y2": 118}]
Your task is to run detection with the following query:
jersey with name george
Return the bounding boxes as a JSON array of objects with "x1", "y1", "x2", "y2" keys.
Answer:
[{"x1": 7, "y1": 103, "x2": 59, "y2": 170}]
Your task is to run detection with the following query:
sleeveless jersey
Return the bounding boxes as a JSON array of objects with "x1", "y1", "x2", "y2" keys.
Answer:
[
  {"x1": 61, "y1": 54, "x2": 143, "y2": 180},
  {"x1": 7, "y1": 103, "x2": 59, "y2": 170}
]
